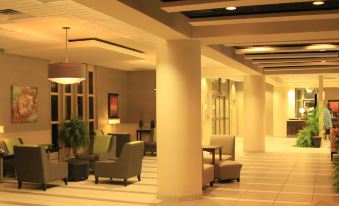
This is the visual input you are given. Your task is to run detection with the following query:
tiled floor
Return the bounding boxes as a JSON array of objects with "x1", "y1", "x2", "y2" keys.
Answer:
[{"x1": 0, "y1": 137, "x2": 338, "y2": 206}]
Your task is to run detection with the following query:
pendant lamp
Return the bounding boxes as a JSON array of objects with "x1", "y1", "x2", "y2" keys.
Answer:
[{"x1": 48, "y1": 27, "x2": 85, "y2": 84}]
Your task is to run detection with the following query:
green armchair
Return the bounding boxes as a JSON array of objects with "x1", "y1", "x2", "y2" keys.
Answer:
[
  {"x1": 94, "y1": 141, "x2": 144, "y2": 186},
  {"x1": 76, "y1": 134, "x2": 115, "y2": 169},
  {"x1": 14, "y1": 145, "x2": 68, "y2": 191}
]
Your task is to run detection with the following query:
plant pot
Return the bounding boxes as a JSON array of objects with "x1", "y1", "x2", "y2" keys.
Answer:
[{"x1": 311, "y1": 136, "x2": 322, "y2": 148}]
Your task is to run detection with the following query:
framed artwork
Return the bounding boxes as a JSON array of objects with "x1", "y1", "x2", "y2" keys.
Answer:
[
  {"x1": 108, "y1": 93, "x2": 119, "y2": 118},
  {"x1": 11, "y1": 86, "x2": 38, "y2": 123}
]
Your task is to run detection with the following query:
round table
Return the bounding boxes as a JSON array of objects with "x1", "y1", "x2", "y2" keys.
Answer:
[{"x1": 67, "y1": 159, "x2": 89, "y2": 181}]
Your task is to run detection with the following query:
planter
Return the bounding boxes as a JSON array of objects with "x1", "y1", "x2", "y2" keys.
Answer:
[{"x1": 311, "y1": 136, "x2": 322, "y2": 148}]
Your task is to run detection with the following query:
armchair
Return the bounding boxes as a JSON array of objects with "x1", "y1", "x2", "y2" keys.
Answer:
[
  {"x1": 0, "y1": 138, "x2": 23, "y2": 176},
  {"x1": 94, "y1": 141, "x2": 144, "y2": 186},
  {"x1": 76, "y1": 135, "x2": 115, "y2": 169},
  {"x1": 204, "y1": 135, "x2": 235, "y2": 164},
  {"x1": 14, "y1": 145, "x2": 68, "y2": 191}
]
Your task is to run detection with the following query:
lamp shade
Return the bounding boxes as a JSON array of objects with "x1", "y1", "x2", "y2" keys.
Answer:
[
  {"x1": 0, "y1": 126, "x2": 4, "y2": 134},
  {"x1": 299, "y1": 108, "x2": 305, "y2": 114},
  {"x1": 108, "y1": 118, "x2": 120, "y2": 125},
  {"x1": 48, "y1": 63, "x2": 85, "y2": 84}
]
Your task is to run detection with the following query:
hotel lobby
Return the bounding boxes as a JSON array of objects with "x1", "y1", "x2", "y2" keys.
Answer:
[{"x1": 0, "y1": 0, "x2": 339, "y2": 205}]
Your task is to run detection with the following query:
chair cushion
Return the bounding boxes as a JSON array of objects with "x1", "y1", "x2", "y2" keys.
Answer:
[
  {"x1": 93, "y1": 135, "x2": 111, "y2": 154},
  {"x1": 93, "y1": 130, "x2": 104, "y2": 135},
  {"x1": 3, "y1": 138, "x2": 22, "y2": 155}
]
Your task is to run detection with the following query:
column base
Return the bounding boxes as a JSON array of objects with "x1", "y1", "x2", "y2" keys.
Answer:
[{"x1": 157, "y1": 191, "x2": 202, "y2": 201}]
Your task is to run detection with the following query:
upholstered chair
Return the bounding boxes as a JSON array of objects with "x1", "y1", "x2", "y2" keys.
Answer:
[
  {"x1": 1, "y1": 138, "x2": 23, "y2": 176},
  {"x1": 14, "y1": 145, "x2": 68, "y2": 191},
  {"x1": 94, "y1": 141, "x2": 144, "y2": 186},
  {"x1": 204, "y1": 135, "x2": 235, "y2": 164},
  {"x1": 76, "y1": 135, "x2": 115, "y2": 169}
]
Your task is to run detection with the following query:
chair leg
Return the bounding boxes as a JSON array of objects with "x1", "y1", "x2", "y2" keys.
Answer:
[
  {"x1": 17, "y1": 181, "x2": 22, "y2": 189},
  {"x1": 124, "y1": 178, "x2": 127, "y2": 186},
  {"x1": 41, "y1": 184, "x2": 47, "y2": 191},
  {"x1": 210, "y1": 181, "x2": 214, "y2": 187},
  {"x1": 137, "y1": 175, "x2": 141, "y2": 181},
  {"x1": 95, "y1": 177, "x2": 99, "y2": 184},
  {"x1": 63, "y1": 178, "x2": 68, "y2": 185}
]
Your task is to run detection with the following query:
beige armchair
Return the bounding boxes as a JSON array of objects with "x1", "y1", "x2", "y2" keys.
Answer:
[
  {"x1": 204, "y1": 135, "x2": 235, "y2": 164},
  {"x1": 202, "y1": 164, "x2": 214, "y2": 187},
  {"x1": 94, "y1": 141, "x2": 144, "y2": 186},
  {"x1": 14, "y1": 145, "x2": 68, "y2": 191},
  {"x1": 76, "y1": 134, "x2": 115, "y2": 169}
]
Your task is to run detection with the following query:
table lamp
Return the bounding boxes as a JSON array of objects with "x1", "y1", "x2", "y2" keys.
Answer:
[
  {"x1": 0, "y1": 126, "x2": 4, "y2": 134},
  {"x1": 108, "y1": 118, "x2": 120, "y2": 133}
]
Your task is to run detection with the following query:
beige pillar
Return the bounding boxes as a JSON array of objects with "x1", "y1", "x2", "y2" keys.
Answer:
[
  {"x1": 319, "y1": 75, "x2": 324, "y2": 136},
  {"x1": 273, "y1": 85, "x2": 288, "y2": 138},
  {"x1": 244, "y1": 75, "x2": 265, "y2": 152},
  {"x1": 156, "y1": 40, "x2": 202, "y2": 201}
]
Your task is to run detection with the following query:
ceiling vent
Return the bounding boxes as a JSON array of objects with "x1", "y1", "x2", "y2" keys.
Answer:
[
  {"x1": 0, "y1": 9, "x2": 22, "y2": 15},
  {"x1": 35, "y1": 0, "x2": 64, "y2": 3},
  {"x1": 0, "y1": 9, "x2": 32, "y2": 22}
]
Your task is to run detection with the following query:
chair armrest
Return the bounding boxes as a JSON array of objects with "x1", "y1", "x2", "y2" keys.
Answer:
[{"x1": 96, "y1": 153, "x2": 110, "y2": 161}]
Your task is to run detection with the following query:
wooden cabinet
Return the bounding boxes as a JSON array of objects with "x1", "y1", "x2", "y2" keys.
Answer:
[{"x1": 287, "y1": 120, "x2": 306, "y2": 136}]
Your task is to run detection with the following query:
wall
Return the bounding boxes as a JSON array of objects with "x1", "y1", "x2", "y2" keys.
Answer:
[
  {"x1": 324, "y1": 87, "x2": 339, "y2": 101},
  {"x1": 0, "y1": 53, "x2": 51, "y2": 144},
  {"x1": 96, "y1": 67, "x2": 156, "y2": 139},
  {"x1": 265, "y1": 84, "x2": 273, "y2": 136},
  {"x1": 127, "y1": 70, "x2": 156, "y2": 123},
  {"x1": 273, "y1": 85, "x2": 288, "y2": 138},
  {"x1": 288, "y1": 88, "x2": 296, "y2": 118},
  {"x1": 235, "y1": 82, "x2": 245, "y2": 137}
]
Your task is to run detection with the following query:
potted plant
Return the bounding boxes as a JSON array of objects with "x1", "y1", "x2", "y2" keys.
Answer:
[
  {"x1": 296, "y1": 108, "x2": 321, "y2": 148},
  {"x1": 309, "y1": 108, "x2": 322, "y2": 148},
  {"x1": 59, "y1": 117, "x2": 90, "y2": 158}
]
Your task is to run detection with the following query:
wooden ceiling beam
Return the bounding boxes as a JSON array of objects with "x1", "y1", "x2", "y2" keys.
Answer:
[
  {"x1": 189, "y1": 10, "x2": 339, "y2": 26},
  {"x1": 252, "y1": 57, "x2": 339, "y2": 64},
  {"x1": 244, "y1": 52, "x2": 339, "y2": 59},
  {"x1": 161, "y1": 0, "x2": 314, "y2": 13}
]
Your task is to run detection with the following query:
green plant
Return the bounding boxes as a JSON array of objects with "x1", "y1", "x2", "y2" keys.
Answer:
[
  {"x1": 59, "y1": 117, "x2": 90, "y2": 157},
  {"x1": 295, "y1": 108, "x2": 321, "y2": 147},
  {"x1": 296, "y1": 127, "x2": 312, "y2": 147},
  {"x1": 334, "y1": 156, "x2": 339, "y2": 191}
]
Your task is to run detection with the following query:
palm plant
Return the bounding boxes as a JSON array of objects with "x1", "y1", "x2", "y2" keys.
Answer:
[
  {"x1": 296, "y1": 108, "x2": 321, "y2": 147},
  {"x1": 59, "y1": 117, "x2": 90, "y2": 157}
]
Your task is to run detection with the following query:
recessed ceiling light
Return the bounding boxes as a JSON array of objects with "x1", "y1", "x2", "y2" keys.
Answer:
[
  {"x1": 313, "y1": 1, "x2": 325, "y2": 6},
  {"x1": 226, "y1": 6, "x2": 237, "y2": 11}
]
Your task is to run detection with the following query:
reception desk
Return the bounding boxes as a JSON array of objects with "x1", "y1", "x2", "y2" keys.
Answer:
[{"x1": 287, "y1": 119, "x2": 306, "y2": 136}]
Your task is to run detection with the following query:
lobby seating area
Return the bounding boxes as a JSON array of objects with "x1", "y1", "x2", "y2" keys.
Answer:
[
  {"x1": 0, "y1": 137, "x2": 337, "y2": 206},
  {"x1": 0, "y1": 0, "x2": 339, "y2": 205}
]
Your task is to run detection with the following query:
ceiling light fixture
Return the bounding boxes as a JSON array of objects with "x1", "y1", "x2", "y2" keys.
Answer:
[
  {"x1": 313, "y1": 1, "x2": 325, "y2": 5},
  {"x1": 48, "y1": 27, "x2": 85, "y2": 85},
  {"x1": 226, "y1": 6, "x2": 237, "y2": 11}
]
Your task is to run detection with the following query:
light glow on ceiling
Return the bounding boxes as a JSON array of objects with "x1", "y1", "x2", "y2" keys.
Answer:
[
  {"x1": 226, "y1": 7, "x2": 237, "y2": 11},
  {"x1": 313, "y1": 1, "x2": 325, "y2": 6},
  {"x1": 306, "y1": 44, "x2": 336, "y2": 50},
  {"x1": 241, "y1": 46, "x2": 276, "y2": 53}
]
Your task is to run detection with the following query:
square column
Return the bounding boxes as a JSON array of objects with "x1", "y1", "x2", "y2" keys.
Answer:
[{"x1": 156, "y1": 40, "x2": 202, "y2": 201}]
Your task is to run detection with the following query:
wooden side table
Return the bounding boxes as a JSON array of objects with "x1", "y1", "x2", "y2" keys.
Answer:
[
  {"x1": 0, "y1": 149, "x2": 4, "y2": 183},
  {"x1": 202, "y1": 145, "x2": 223, "y2": 165},
  {"x1": 136, "y1": 129, "x2": 151, "y2": 141}
]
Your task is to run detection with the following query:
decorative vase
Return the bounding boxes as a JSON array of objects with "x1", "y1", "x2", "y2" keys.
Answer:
[{"x1": 139, "y1": 120, "x2": 144, "y2": 129}]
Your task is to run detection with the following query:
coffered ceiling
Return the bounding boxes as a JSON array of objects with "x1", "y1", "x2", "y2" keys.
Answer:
[{"x1": 1, "y1": 0, "x2": 339, "y2": 86}]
